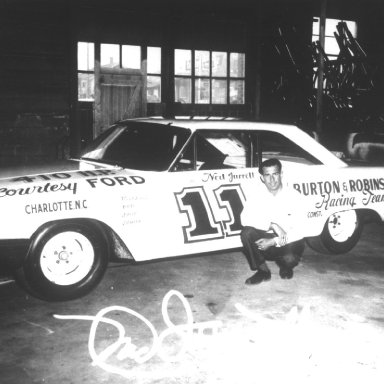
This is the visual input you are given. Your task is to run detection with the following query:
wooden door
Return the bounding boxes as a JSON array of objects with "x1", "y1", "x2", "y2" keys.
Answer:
[{"x1": 99, "y1": 72, "x2": 146, "y2": 131}]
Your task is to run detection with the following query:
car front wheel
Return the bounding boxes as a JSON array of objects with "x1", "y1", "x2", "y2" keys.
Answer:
[
  {"x1": 306, "y1": 210, "x2": 363, "y2": 254},
  {"x1": 15, "y1": 221, "x2": 109, "y2": 301}
]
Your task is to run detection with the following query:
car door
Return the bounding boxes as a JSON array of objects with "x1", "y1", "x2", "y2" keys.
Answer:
[{"x1": 140, "y1": 128, "x2": 268, "y2": 260}]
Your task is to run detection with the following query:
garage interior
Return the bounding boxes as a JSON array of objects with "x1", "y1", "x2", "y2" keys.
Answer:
[{"x1": 1, "y1": 0, "x2": 384, "y2": 383}]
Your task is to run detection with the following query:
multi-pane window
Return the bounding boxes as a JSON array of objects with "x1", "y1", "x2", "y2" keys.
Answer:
[
  {"x1": 312, "y1": 18, "x2": 357, "y2": 59},
  {"x1": 147, "y1": 47, "x2": 162, "y2": 103},
  {"x1": 77, "y1": 42, "x2": 162, "y2": 102},
  {"x1": 175, "y1": 49, "x2": 192, "y2": 103},
  {"x1": 174, "y1": 49, "x2": 245, "y2": 105},
  {"x1": 77, "y1": 42, "x2": 95, "y2": 101},
  {"x1": 100, "y1": 43, "x2": 141, "y2": 69}
]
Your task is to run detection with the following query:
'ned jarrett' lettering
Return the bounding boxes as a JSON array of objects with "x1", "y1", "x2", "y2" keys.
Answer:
[{"x1": 0, "y1": 182, "x2": 77, "y2": 198}]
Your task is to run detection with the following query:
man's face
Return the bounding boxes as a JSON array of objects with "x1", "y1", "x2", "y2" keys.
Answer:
[{"x1": 261, "y1": 165, "x2": 282, "y2": 194}]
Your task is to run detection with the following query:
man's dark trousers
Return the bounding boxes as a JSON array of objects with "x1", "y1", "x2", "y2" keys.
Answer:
[{"x1": 240, "y1": 226, "x2": 304, "y2": 271}]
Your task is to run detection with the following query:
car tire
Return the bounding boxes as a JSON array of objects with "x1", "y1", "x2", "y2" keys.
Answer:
[
  {"x1": 15, "y1": 220, "x2": 109, "y2": 301},
  {"x1": 306, "y1": 210, "x2": 363, "y2": 254}
]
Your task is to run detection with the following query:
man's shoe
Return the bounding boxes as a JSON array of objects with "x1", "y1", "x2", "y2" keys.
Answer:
[
  {"x1": 245, "y1": 269, "x2": 271, "y2": 285},
  {"x1": 279, "y1": 267, "x2": 294, "y2": 279}
]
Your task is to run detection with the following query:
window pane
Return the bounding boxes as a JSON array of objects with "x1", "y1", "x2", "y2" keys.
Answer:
[
  {"x1": 198, "y1": 131, "x2": 249, "y2": 169},
  {"x1": 230, "y1": 53, "x2": 245, "y2": 78},
  {"x1": 313, "y1": 17, "x2": 357, "y2": 38},
  {"x1": 78, "y1": 73, "x2": 94, "y2": 101},
  {"x1": 260, "y1": 131, "x2": 321, "y2": 165},
  {"x1": 175, "y1": 77, "x2": 191, "y2": 103},
  {"x1": 122, "y1": 45, "x2": 141, "y2": 69},
  {"x1": 324, "y1": 36, "x2": 340, "y2": 56},
  {"x1": 101, "y1": 44, "x2": 120, "y2": 68},
  {"x1": 195, "y1": 78, "x2": 210, "y2": 104},
  {"x1": 148, "y1": 47, "x2": 161, "y2": 74},
  {"x1": 175, "y1": 49, "x2": 191, "y2": 75},
  {"x1": 325, "y1": 18, "x2": 357, "y2": 37},
  {"x1": 325, "y1": 18, "x2": 339, "y2": 36},
  {"x1": 147, "y1": 75, "x2": 161, "y2": 103},
  {"x1": 212, "y1": 79, "x2": 227, "y2": 104},
  {"x1": 344, "y1": 20, "x2": 357, "y2": 37},
  {"x1": 195, "y1": 50, "x2": 210, "y2": 76},
  {"x1": 78, "y1": 42, "x2": 94, "y2": 71},
  {"x1": 230, "y1": 80, "x2": 244, "y2": 104},
  {"x1": 212, "y1": 51, "x2": 227, "y2": 77},
  {"x1": 313, "y1": 18, "x2": 319, "y2": 36}
]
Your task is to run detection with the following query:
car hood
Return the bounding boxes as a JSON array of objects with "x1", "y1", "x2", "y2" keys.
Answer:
[
  {"x1": 0, "y1": 159, "x2": 83, "y2": 181},
  {"x1": 0, "y1": 158, "x2": 131, "y2": 184}
]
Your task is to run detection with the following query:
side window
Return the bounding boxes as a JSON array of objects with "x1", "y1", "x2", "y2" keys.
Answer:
[
  {"x1": 259, "y1": 131, "x2": 322, "y2": 165},
  {"x1": 172, "y1": 130, "x2": 251, "y2": 171}
]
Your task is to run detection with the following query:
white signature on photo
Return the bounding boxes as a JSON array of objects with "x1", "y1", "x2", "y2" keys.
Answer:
[{"x1": 54, "y1": 290, "x2": 222, "y2": 377}]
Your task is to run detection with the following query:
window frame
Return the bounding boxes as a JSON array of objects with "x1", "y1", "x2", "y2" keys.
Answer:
[
  {"x1": 77, "y1": 41, "x2": 95, "y2": 102},
  {"x1": 77, "y1": 42, "x2": 162, "y2": 103},
  {"x1": 312, "y1": 17, "x2": 357, "y2": 59},
  {"x1": 174, "y1": 49, "x2": 246, "y2": 105}
]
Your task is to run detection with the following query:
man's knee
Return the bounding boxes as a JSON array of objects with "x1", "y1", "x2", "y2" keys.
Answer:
[
  {"x1": 280, "y1": 241, "x2": 304, "y2": 268},
  {"x1": 281, "y1": 253, "x2": 300, "y2": 268},
  {"x1": 241, "y1": 227, "x2": 266, "y2": 246},
  {"x1": 240, "y1": 226, "x2": 256, "y2": 242}
]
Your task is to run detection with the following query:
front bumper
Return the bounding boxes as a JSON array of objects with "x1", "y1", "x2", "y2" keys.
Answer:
[{"x1": 0, "y1": 239, "x2": 29, "y2": 270}]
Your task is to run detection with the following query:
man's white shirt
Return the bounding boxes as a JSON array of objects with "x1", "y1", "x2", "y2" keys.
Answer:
[{"x1": 240, "y1": 184, "x2": 304, "y2": 244}]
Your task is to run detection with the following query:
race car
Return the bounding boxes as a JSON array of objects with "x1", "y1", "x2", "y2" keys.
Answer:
[{"x1": 0, "y1": 117, "x2": 382, "y2": 301}]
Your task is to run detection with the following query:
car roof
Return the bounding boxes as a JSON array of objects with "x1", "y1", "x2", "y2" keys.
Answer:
[
  {"x1": 121, "y1": 116, "x2": 347, "y2": 168},
  {"x1": 124, "y1": 116, "x2": 300, "y2": 132}
]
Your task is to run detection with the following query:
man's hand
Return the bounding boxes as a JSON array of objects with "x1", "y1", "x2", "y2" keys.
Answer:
[
  {"x1": 270, "y1": 223, "x2": 288, "y2": 246},
  {"x1": 255, "y1": 238, "x2": 276, "y2": 251}
]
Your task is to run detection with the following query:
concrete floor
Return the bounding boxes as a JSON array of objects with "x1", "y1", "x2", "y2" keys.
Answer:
[{"x1": 2, "y1": 223, "x2": 384, "y2": 384}]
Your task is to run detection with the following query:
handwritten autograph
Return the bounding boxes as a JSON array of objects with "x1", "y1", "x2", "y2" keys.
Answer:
[{"x1": 54, "y1": 290, "x2": 222, "y2": 378}]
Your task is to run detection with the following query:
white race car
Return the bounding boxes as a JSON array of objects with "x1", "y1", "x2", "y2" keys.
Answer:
[{"x1": 0, "y1": 117, "x2": 382, "y2": 300}]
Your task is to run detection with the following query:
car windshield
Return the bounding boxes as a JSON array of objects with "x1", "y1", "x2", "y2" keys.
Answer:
[{"x1": 81, "y1": 121, "x2": 191, "y2": 171}]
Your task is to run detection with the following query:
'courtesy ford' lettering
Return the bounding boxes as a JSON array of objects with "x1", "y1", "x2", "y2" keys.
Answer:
[
  {"x1": 86, "y1": 176, "x2": 145, "y2": 188},
  {"x1": 0, "y1": 182, "x2": 77, "y2": 198}
]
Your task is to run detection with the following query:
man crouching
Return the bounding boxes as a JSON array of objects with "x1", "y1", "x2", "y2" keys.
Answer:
[{"x1": 240, "y1": 158, "x2": 305, "y2": 284}]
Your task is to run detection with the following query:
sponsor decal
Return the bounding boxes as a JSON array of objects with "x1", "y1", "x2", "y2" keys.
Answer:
[
  {"x1": 0, "y1": 182, "x2": 77, "y2": 198},
  {"x1": 294, "y1": 178, "x2": 384, "y2": 196},
  {"x1": 294, "y1": 177, "x2": 384, "y2": 212},
  {"x1": 362, "y1": 189, "x2": 384, "y2": 205},
  {"x1": 25, "y1": 200, "x2": 88, "y2": 214},
  {"x1": 11, "y1": 169, "x2": 118, "y2": 183},
  {"x1": 120, "y1": 195, "x2": 147, "y2": 226},
  {"x1": 86, "y1": 176, "x2": 145, "y2": 188},
  {"x1": 293, "y1": 180, "x2": 341, "y2": 196},
  {"x1": 315, "y1": 194, "x2": 356, "y2": 210},
  {"x1": 307, "y1": 211, "x2": 322, "y2": 218}
]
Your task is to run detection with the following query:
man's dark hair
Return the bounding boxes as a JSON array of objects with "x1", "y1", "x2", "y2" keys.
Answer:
[{"x1": 259, "y1": 158, "x2": 282, "y2": 175}]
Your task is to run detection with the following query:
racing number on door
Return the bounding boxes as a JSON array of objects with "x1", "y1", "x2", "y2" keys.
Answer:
[
  {"x1": 175, "y1": 184, "x2": 246, "y2": 243},
  {"x1": 214, "y1": 185, "x2": 245, "y2": 236}
]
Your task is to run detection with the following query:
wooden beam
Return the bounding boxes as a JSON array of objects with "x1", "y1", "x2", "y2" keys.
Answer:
[{"x1": 316, "y1": 0, "x2": 327, "y2": 134}]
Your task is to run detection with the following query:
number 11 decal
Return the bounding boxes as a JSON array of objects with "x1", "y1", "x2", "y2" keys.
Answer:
[{"x1": 174, "y1": 184, "x2": 246, "y2": 243}]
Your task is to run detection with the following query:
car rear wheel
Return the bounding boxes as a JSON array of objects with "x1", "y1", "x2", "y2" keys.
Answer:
[
  {"x1": 15, "y1": 221, "x2": 109, "y2": 301},
  {"x1": 306, "y1": 210, "x2": 363, "y2": 254}
]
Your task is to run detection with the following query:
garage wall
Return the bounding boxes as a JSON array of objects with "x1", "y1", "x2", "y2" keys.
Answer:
[
  {"x1": 1, "y1": 0, "x2": 383, "y2": 166},
  {"x1": 0, "y1": 0, "x2": 70, "y2": 165}
]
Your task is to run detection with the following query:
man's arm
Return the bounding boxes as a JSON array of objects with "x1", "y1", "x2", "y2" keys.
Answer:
[
  {"x1": 269, "y1": 222, "x2": 288, "y2": 246},
  {"x1": 255, "y1": 237, "x2": 278, "y2": 251}
]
